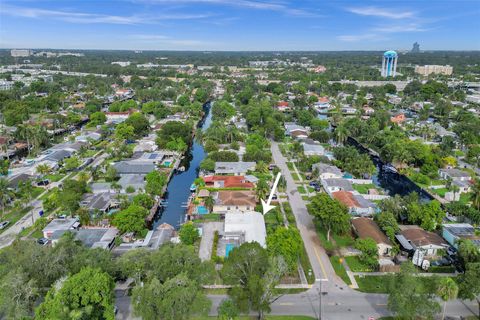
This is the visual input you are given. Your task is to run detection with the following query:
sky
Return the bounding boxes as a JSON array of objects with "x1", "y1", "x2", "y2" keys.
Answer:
[{"x1": 1, "y1": 0, "x2": 479, "y2": 51}]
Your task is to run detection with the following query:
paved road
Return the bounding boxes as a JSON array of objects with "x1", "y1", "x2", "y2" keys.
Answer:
[
  {"x1": 269, "y1": 141, "x2": 478, "y2": 319},
  {"x1": 199, "y1": 222, "x2": 223, "y2": 261}
]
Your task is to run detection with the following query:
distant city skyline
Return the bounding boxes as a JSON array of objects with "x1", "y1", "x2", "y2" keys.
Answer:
[{"x1": 1, "y1": 0, "x2": 479, "y2": 51}]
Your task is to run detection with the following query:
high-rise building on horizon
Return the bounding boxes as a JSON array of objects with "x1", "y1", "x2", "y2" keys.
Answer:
[
  {"x1": 381, "y1": 50, "x2": 398, "y2": 78},
  {"x1": 415, "y1": 65, "x2": 453, "y2": 76},
  {"x1": 411, "y1": 42, "x2": 420, "y2": 53}
]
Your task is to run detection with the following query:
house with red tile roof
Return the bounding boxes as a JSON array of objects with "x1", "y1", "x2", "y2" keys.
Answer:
[
  {"x1": 275, "y1": 101, "x2": 291, "y2": 112},
  {"x1": 332, "y1": 191, "x2": 376, "y2": 216},
  {"x1": 202, "y1": 175, "x2": 255, "y2": 189},
  {"x1": 390, "y1": 113, "x2": 406, "y2": 124}
]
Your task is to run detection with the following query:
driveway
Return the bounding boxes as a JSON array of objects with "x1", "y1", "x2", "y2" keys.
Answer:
[{"x1": 199, "y1": 222, "x2": 223, "y2": 261}]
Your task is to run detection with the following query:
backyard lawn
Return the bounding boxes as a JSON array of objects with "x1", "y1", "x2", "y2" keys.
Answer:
[
  {"x1": 352, "y1": 183, "x2": 376, "y2": 194},
  {"x1": 45, "y1": 173, "x2": 65, "y2": 182}
]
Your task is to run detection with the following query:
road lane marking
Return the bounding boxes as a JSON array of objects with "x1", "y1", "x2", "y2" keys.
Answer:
[
  {"x1": 278, "y1": 303, "x2": 294, "y2": 306},
  {"x1": 313, "y1": 245, "x2": 329, "y2": 280}
]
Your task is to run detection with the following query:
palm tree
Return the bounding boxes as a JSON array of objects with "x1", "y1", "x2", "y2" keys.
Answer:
[
  {"x1": 0, "y1": 178, "x2": 12, "y2": 218},
  {"x1": 256, "y1": 179, "x2": 270, "y2": 201},
  {"x1": 470, "y1": 179, "x2": 480, "y2": 210},
  {"x1": 334, "y1": 124, "x2": 349, "y2": 145},
  {"x1": 204, "y1": 196, "x2": 215, "y2": 212},
  {"x1": 437, "y1": 277, "x2": 458, "y2": 320},
  {"x1": 36, "y1": 163, "x2": 51, "y2": 176},
  {"x1": 255, "y1": 161, "x2": 269, "y2": 174}
]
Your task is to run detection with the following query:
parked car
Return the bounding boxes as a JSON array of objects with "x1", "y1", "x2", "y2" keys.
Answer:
[
  {"x1": 0, "y1": 221, "x2": 10, "y2": 230},
  {"x1": 309, "y1": 181, "x2": 319, "y2": 187},
  {"x1": 37, "y1": 238, "x2": 50, "y2": 246},
  {"x1": 37, "y1": 179, "x2": 50, "y2": 186}
]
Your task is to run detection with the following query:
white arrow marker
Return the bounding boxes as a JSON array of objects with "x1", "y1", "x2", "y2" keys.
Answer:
[{"x1": 261, "y1": 172, "x2": 282, "y2": 215}]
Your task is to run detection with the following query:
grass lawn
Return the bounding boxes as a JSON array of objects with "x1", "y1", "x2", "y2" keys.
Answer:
[
  {"x1": 355, "y1": 275, "x2": 392, "y2": 293},
  {"x1": 332, "y1": 232, "x2": 354, "y2": 248},
  {"x1": 292, "y1": 173, "x2": 301, "y2": 181},
  {"x1": 330, "y1": 256, "x2": 351, "y2": 285},
  {"x1": 286, "y1": 162, "x2": 294, "y2": 170},
  {"x1": 352, "y1": 183, "x2": 376, "y2": 194},
  {"x1": 459, "y1": 193, "x2": 471, "y2": 205},
  {"x1": 45, "y1": 173, "x2": 65, "y2": 182},
  {"x1": 315, "y1": 225, "x2": 334, "y2": 252},
  {"x1": 345, "y1": 256, "x2": 374, "y2": 272},
  {"x1": 430, "y1": 187, "x2": 448, "y2": 197},
  {"x1": 196, "y1": 213, "x2": 221, "y2": 222},
  {"x1": 0, "y1": 206, "x2": 33, "y2": 234},
  {"x1": 297, "y1": 186, "x2": 306, "y2": 194},
  {"x1": 301, "y1": 196, "x2": 311, "y2": 201}
]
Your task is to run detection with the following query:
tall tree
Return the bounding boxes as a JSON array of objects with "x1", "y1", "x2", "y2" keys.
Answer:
[
  {"x1": 132, "y1": 274, "x2": 210, "y2": 320},
  {"x1": 221, "y1": 242, "x2": 286, "y2": 319},
  {"x1": 307, "y1": 193, "x2": 351, "y2": 241},
  {"x1": 458, "y1": 262, "x2": 480, "y2": 317},
  {"x1": 388, "y1": 262, "x2": 440, "y2": 319},
  {"x1": 35, "y1": 267, "x2": 115, "y2": 320},
  {"x1": 437, "y1": 277, "x2": 459, "y2": 320}
]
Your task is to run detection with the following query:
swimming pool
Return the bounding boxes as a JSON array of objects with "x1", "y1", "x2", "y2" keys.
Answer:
[
  {"x1": 197, "y1": 206, "x2": 208, "y2": 215},
  {"x1": 225, "y1": 243, "x2": 236, "y2": 257},
  {"x1": 163, "y1": 161, "x2": 171, "y2": 167}
]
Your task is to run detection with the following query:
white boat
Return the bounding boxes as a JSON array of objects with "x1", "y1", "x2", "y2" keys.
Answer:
[{"x1": 383, "y1": 164, "x2": 397, "y2": 173}]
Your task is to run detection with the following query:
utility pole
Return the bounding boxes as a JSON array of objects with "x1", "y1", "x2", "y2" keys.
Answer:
[{"x1": 316, "y1": 278, "x2": 328, "y2": 320}]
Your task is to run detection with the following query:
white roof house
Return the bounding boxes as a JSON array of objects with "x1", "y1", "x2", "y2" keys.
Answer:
[
  {"x1": 214, "y1": 162, "x2": 256, "y2": 175},
  {"x1": 224, "y1": 211, "x2": 266, "y2": 248}
]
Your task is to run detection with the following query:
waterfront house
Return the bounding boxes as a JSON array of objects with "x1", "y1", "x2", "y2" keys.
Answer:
[
  {"x1": 117, "y1": 174, "x2": 146, "y2": 193},
  {"x1": 213, "y1": 190, "x2": 257, "y2": 213},
  {"x1": 214, "y1": 161, "x2": 256, "y2": 176},
  {"x1": 112, "y1": 161, "x2": 156, "y2": 175},
  {"x1": 321, "y1": 178, "x2": 354, "y2": 194},
  {"x1": 302, "y1": 140, "x2": 326, "y2": 157},
  {"x1": 351, "y1": 217, "x2": 392, "y2": 256},
  {"x1": 105, "y1": 111, "x2": 133, "y2": 124},
  {"x1": 438, "y1": 168, "x2": 471, "y2": 182},
  {"x1": 312, "y1": 163, "x2": 343, "y2": 179},
  {"x1": 202, "y1": 175, "x2": 255, "y2": 189},
  {"x1": 51, "y1": 227, "x2": 118, "y2": 250},
  {"x1": 442, "y1": 223, "x2": 480, "y2": 249}
]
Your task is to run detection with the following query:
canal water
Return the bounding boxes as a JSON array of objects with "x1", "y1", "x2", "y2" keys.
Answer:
[
  {"x1": 153, "y1": 103, "x2": 212, "y2": 228},
  {"x1": 347, "y1": 138, "x2": 432, "y2": 202}
]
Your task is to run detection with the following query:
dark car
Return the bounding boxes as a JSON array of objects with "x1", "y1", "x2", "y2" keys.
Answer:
[
  {"x1": 37, "y1": 179, "x2": 50, "y2": 186},
  {"x1": 37, "y1": 238, "x2": 50, "y2": 246},
  {"x1": 271, "y1": 194, "x2": 278, "y2": 200},
  {"x1": 309, "y1": 181, "x2": 319, "y2": 187}
]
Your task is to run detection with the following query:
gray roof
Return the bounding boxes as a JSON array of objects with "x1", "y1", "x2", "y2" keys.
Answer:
[
  {"x1": 7, "y1": 173, "x2": 32, "y2": 189},
  {"x1": 112, "y1": 161, "x2": 156, "y2": 174},
  {"x1": 443, "y1": 223, "x2": 476, "y2": 237},
  {"x1": 302, "y1": 142, "x2": 325, "y2": 154},
  {"x1": 439, "y1": 168, "x2": 471, "y2": 178},
  {"x1": 81, "y1": 193, "x2": 112, "y2": 211},
  {"x1": 322, "y1": 178, "x2": 354, "y2": 191},
  {"x1": 51, "y1": 228, "x2": 118, "y2": 249},
  {"x1": 312, "y1": 163, "x2": 342, "y2": 176},
  {"x1": 215, "y1": 162, "x2": 256, "y2": 174},
  {"x1": 43, "y1": 218, "x2": 79, "y2": 233},
  {"x1": 284, "y1": 122, "x2": 308, "y2": 134},
  {"x1": 118, "y1": 174, "x2": 146, "y2": 190},
  {"x1": 353, "y1": 194, "x2": 376, "y2": 209},
  {"x1": 90, "y1": 183, "x2": 113, "y2": 194},
  {"x1": 45, "y1": 149, "x2": 73, "y2": 162}
]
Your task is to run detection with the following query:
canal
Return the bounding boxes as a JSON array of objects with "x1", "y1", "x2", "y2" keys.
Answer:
[
  {"x1": 153, "y1": 102, "x2": 213, "y2": 228},
  {"x1": 347, "y1": 138, "x2": 433, "y2": 202}
]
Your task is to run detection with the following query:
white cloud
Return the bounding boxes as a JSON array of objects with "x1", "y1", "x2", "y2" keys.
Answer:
[
  {"x1": 347, "y1": 6, "x2": 415, "y2": 19},
  {"x1": 0, "y1": 4, "x2": 211, "y2": 24},
  {"x1": 137, "y1": 0, "x2": 320, "y2": 17}
]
